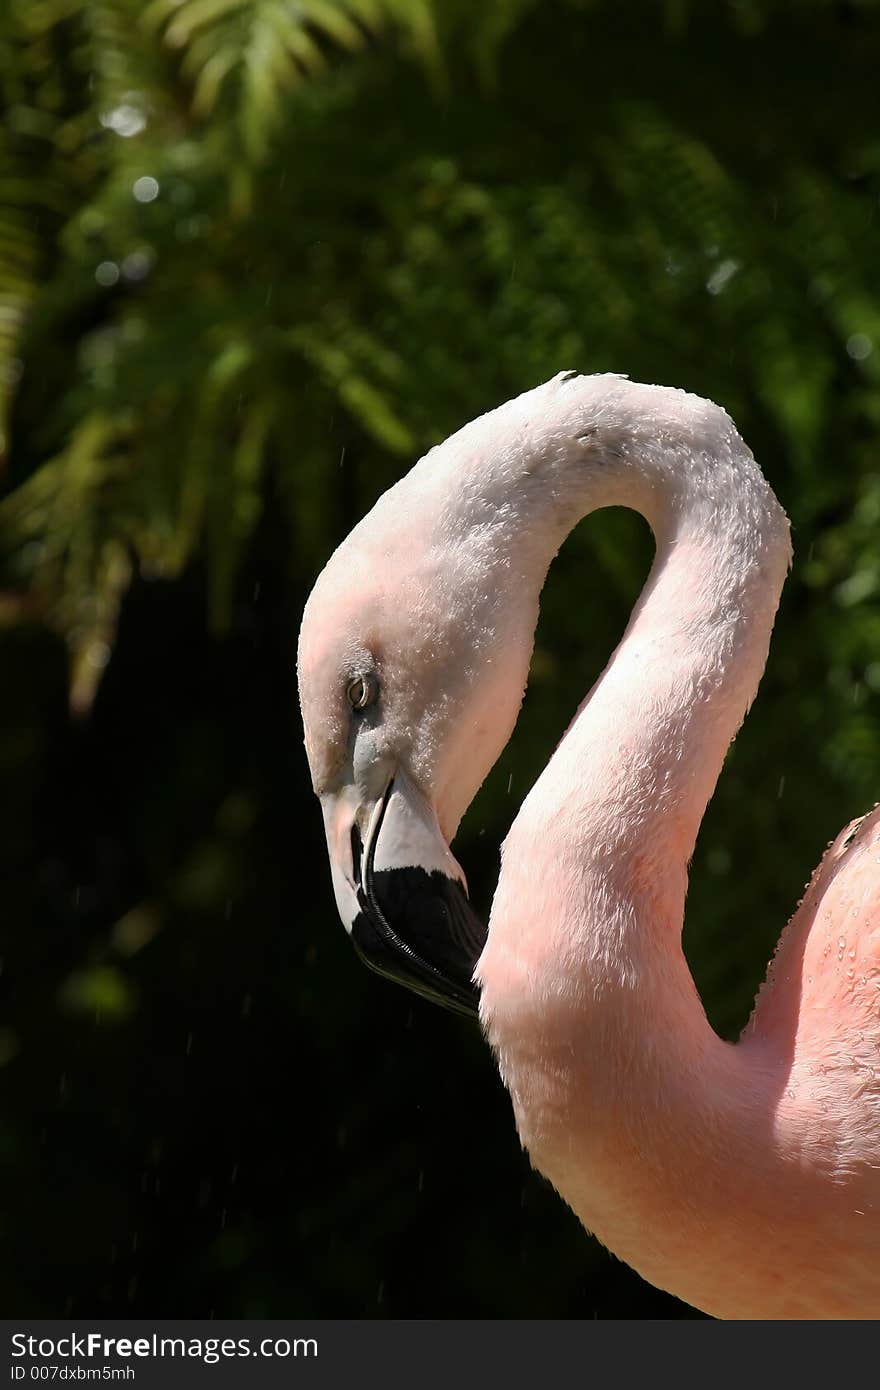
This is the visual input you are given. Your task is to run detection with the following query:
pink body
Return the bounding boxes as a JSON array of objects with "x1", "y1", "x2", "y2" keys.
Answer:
[
  {"x1": 483, "y1": 796, "x2": 880, "y2": 1318},
  {"x1": 299, "y1": 373, "x2": 880, "y2": 1318},
  {"x1": 477, "y1": 379, "x2": 880, "y2": 1319}
]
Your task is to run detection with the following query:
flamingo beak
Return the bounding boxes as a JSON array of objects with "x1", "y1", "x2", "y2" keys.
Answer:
[{"x1": 320, "y1": 769, "x2": 485, "y2": 1018}]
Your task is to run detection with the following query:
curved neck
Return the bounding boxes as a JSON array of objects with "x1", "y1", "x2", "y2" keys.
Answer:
[
  {"x1": 476, "y1": 379, "x2": 792, "y2": 1299},
  {"x1": 484, "y1": 379, "x2": 791, "y2": 935}
]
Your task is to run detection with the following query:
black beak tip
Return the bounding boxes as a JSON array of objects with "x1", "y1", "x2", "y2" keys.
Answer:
[{"x1": 350, "y1": 865, "x2": 486, "y2": 1020}]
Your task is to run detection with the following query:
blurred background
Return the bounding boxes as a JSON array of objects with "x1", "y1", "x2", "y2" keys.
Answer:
[{"x1": 1, "y1": 0, "x2": 879, "y2": 1319}]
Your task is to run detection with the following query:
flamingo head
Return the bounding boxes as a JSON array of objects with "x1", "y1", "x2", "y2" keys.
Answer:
[{"x1": 297, "y1": 432, "x2": 543, "y2": 1018}]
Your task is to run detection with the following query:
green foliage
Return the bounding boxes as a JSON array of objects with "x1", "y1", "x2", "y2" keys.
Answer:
[
  {"x1": 142, "y1": 0, "x2": 441, "y2": 162},
  {"x1": 2, "y1": 0, "x2": 880, "y2": 1317},
  {"x1": 2, "y1": 0, "x2": 880, "y2": 703}
]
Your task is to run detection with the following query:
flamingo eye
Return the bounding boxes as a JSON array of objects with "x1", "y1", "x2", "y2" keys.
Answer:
[{"x1": 347, "y1": 673, "x2": 378, "y2": 711}]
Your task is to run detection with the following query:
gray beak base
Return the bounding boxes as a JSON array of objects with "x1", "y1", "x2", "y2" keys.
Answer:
[{"x1": 347, "y1": 781, "x2": 486, "y2": 1019}]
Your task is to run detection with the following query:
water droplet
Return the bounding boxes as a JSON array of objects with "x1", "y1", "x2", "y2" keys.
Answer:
[
  {"x1": 706, "y1": 258, "x2": 740, "y2": 296},
  {"x1": 95, "y1": 260, "x2": 119, "y2": 287},
  {"x1": 846, "y1": 332, "x2": 873, "y2": 361},
  {"x1": 121, "y1": 248, "x2": 155, "y2": 283},
  {"x1": 100, "y1": 102, "x2": 147, "y2": 138},
  {"x1": 133, "y1": 175, "x2": 159, "y2": 203}
]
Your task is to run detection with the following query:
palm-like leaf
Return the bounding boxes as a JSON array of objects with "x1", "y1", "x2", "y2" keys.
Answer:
[
  {"x1": 144, "y1": 0, "x2": 438, "y2": 157},
  {"x1": 1, "y1": 0, "x2": 879, "y2": 725}
]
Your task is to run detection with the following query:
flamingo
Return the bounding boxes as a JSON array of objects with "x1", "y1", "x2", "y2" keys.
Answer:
[{"x1": 297, "y1": 372, "x2": 880, "y2": 1319}]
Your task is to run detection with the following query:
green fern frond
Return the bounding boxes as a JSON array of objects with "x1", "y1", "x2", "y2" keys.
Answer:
[
  {"x1": 0, "y1": 161, "x2": 42, "y2": 467},
  {"x1": 0, "y1": 412, "x2": 134, "y2": 708},
  {"x1": 145, "y1": 0, "x2": 439, "y2": 158}
]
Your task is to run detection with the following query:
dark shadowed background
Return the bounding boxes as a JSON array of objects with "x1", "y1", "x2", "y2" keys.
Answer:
[{"x1": 1, "y1": 0, "x2": 879, "y2": 1318}]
